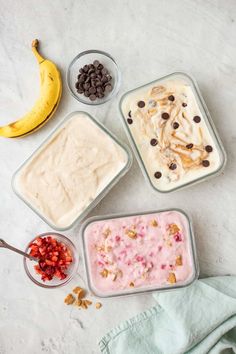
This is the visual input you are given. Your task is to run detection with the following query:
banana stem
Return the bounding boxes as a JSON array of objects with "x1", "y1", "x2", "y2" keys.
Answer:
[{"x1": 32, "y1": 39, "x2": 45, "y2": 63}]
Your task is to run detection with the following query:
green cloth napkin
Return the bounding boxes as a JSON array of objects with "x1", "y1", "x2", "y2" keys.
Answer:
[{"x1": 99, "y1": 276, "x2": 236, "y2": 354}]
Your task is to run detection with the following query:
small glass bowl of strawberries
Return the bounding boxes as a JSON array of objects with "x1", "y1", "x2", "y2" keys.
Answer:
[{"x1": 24, "y1": 233, "x2": 78, "y2": 288}]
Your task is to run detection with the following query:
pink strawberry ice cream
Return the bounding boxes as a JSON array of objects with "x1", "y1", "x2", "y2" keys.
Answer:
[{"x1": 83, "y1": 210, "x2": 196, "y2": 296}]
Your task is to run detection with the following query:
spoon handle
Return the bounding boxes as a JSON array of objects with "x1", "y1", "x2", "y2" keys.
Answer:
[{"x1": 0, "y1": 238, "x2": 37, "y2": 261}]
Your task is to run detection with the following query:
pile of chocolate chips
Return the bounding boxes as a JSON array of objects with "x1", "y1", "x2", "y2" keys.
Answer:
[{"x1": 75, "y1": 60, "x2": 113, "y2": 101}]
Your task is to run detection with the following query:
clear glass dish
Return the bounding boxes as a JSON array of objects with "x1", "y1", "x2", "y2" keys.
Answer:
[
  {"x1": 119, "y1": 72, "x2": 227, "y2": 193},
  {"x1": 81, "y1": 208, "x2": 199, "y2": 298},
  {"x1": 24, "y1": 232, "x2": 79, "y2": 288},
  {"x1": 12, "y1": 111, "x2": 132, "y2": 231},
  {"x1": 67, "y1": 50, "x2": 121, "y2": 105}
]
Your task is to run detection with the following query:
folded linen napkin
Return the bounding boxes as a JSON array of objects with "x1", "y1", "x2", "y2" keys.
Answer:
[{"x1": 99, "y1": 276, "x2": 236, "y2": 354}]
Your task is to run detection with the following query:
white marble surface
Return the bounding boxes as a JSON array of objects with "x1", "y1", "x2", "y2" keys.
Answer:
[{"x1": 0, "y1": 0, "x2": 236, "y2": 353}]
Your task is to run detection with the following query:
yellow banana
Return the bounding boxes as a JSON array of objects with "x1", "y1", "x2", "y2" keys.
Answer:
[{"x1": 0, "y1": 39, "x2": 62, "y2": 138}]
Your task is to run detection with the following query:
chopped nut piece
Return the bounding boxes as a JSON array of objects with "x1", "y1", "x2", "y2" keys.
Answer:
[
  {"x1": 105, "y1": 245, "x2": 112, "y2": 253},
  {"x1": 103, "y1": 228, "x2": 111, "y2": 237},
  {"x1": 84, "y1": 299, "x2": 92, "y2": 306},
  {"x1": 96, "y1": 245, "x2": 105, "y2": 252},
  {"x1": 73, "y1": 287, "x2": 86, "y2": 299},
  {"x1": 95, "y1": 302, "x2": 102, "y2": 309},
  {"x1": 169, "y1": 223, "x2": 180, "y2": 235},
  {"x1": 168, "y1": 272, "x2": 176, "y2": 284},
  {"x1": 117, "y1": 269, "x2": 123, "y2": 277},
  {"x1": 148, "y1": 108, "x2": 157, "y2": 116},
  {"x1": 167, "y1": 241, "x2": 173, "y2": 247},
  {"x1": 126, "y1": 229, "x2": 137, "y2": 239},
  {"x1": 100, "y1": 269, "x2": 109, "y2": 278},
  {"x1": 81, "y1": 300, "x2": 88, "y2": 309},
  {"x1": 112, "y1": 273, "x2": 117, "y2": 281},
  {"x1": 64, "y1": 294, "x2": 75, "y2": 305},
  {"x1": 150, "y1": 219, "x2": 158, "y2": 227},
  {"x1": 75, "y1": 299, "x2": 82, "y2": 307},
  {"x1": 176, "y1": 255, "x2": 183, "y2": 266},
  {"x1": 129, "y1": 282, "x2": 135, "y2": 287}
]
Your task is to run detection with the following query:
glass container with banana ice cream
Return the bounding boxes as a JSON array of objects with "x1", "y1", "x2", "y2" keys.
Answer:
[{"x1": 120, "y1": 72, "x2": 226, "y2": 192}]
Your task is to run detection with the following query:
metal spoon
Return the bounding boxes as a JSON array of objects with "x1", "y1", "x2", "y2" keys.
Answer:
[{"x1": 0, "y1": 238, "x2": 37, "y2": 261}]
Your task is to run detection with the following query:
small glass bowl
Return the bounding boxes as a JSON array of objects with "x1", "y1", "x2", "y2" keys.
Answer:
[
  {"x1": 67, "y1": 50, "x2": 121, "y2": 105},
  {"x1": 23, "y1": 233, "x2": 79, "y2": 288}
]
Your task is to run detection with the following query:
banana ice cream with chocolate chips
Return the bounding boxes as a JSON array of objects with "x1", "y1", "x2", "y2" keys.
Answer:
[{"x1": 121, "y1": 74, "x2": 225, "y2": 192}]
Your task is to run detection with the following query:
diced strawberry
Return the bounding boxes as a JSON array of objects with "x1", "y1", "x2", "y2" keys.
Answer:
[
  {"x1": 115, "y1": 235, "x2": 121, "y2": 242},
  {"x1": 174, "y1": 232, "x2": 182, "y2": 242},
  {"x1": 29, "y1": 235, "x2": 74, "y2": 282},
  {"x1": 136, "y1": 255, "x2": 144, "y2": 262}
]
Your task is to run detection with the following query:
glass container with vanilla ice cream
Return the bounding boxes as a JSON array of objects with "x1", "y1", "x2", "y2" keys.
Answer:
[{"x1": 12, "y1": 112, "x2": 132, "y2": 230}]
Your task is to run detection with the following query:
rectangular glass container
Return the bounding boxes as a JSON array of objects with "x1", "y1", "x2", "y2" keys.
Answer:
[
  {"x1": 81, "y1": 208, "x2": 199, "y2": 298},
  {"x1": 119, "y1": 72, "x2": 226, "y2": 193},
  {"x1": 12, "y1": 111, "x2": 132, "y2": 231}
]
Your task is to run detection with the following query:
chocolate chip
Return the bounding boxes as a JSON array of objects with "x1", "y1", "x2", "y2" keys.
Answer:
[
  {"x1": 173, "y1": 122, "x2": 179, "y2": 129},
  {"x1": 77, "y1": 89, "x2": 84, "y2": 94},
  {"x1": 93, "y1": 60, "x2": 100, "y2": 67},
  {"x1": 97, "y1": 92, "x2": 104, "y2": 98},
  {"x1": 78, "y1": 76, "x2": 85, "y2": 83},
  {"x1": 161, "y1": 112, "x2": 170, "y2": 120},
  {"x1": 83, "y1": 65, "x2": 89, "y2": 72},
  {"x1": 128, "y1": 111, "x2": 132, "y2": 117},
  {"x1": 169, "y1": 163, "x2": 177, "y2": 170},
  {"x1": 88, "y1": 68, "x2": 95, "y2": 75},
  {"x1": 101, "y1": 76, "x2": 108, "y2": 83},
  {"x1": 150, "y1": 138, "x2": 158, "y2": 146},
  {"x1": 96, "y1": 86, "x2": 103, "y2": 93},
  {"x1": 79, "y1": 68, "x2": 84, "y2": 74},
  {"x1": 105, "y1": 84, "x2": 112, "y2": 92},
  {"x1": 98, "y1": 64, "x2": 104, "y2": 70},
  {"x1": 101, "y1": 68, "x2": 108, "y2": 75},
  {"x1": 75, "y1": 82, "x2": 80, "y2": 89},
  {"x1": 205, "y1": 145, "x2": 213, "y2": 153},
  {"x1": 96, "y1": 80, "x2": 102, "y2": 87},
  {"x1": 84, "y1": 83, "x2": 90, "y2": 90},
  {"x1": 168, "y1": 95, "x2": 175, "y2": 101},
  {"x1": 89, "y1": 87, "x2": 96, "y2": 94},
  {"x1": 182, "y1": 103, "x2": 187, "y2": 107},
  {"x1": 186, "y1": 143, "x2": 193, "y2": 149},
  {"x1": 137, "y1": 101, "x2": 145, "y2": 108},
  {"x1": 202, "y1": 160, "x2": 210, "y2": 167},
  {"x1": 193, "y1": 116, "x2": 201, "y2": 123},
  {"x1": 89, "y1": 94, "x2": 97, "y2": 101},
  {"x1": 127, "y1": 118, "x2": 133, "y2": 125},
  {"x1": 154, "y1": 171, "x2": 162, "y2": 179},
  {"x1": 84, "y1": 91, "x2": 90, "y2": 97}
]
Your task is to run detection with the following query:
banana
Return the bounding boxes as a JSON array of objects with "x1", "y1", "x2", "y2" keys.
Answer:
[{"x1": 0, "y1": 39, "x2": 62, "y2": 138}]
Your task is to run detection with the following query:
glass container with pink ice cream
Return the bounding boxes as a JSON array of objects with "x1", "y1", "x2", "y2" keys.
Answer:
[{"x1": 81, "y1": 209, "x2": 198, "y2": 297}]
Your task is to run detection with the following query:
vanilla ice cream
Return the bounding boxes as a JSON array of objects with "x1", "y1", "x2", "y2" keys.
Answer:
[
  {"x1": 120, "y1": 73, "x2": 225, "y2": 192},
  {"x1": 13, "y1": 112, "x2": 130, "y2": 229}
]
